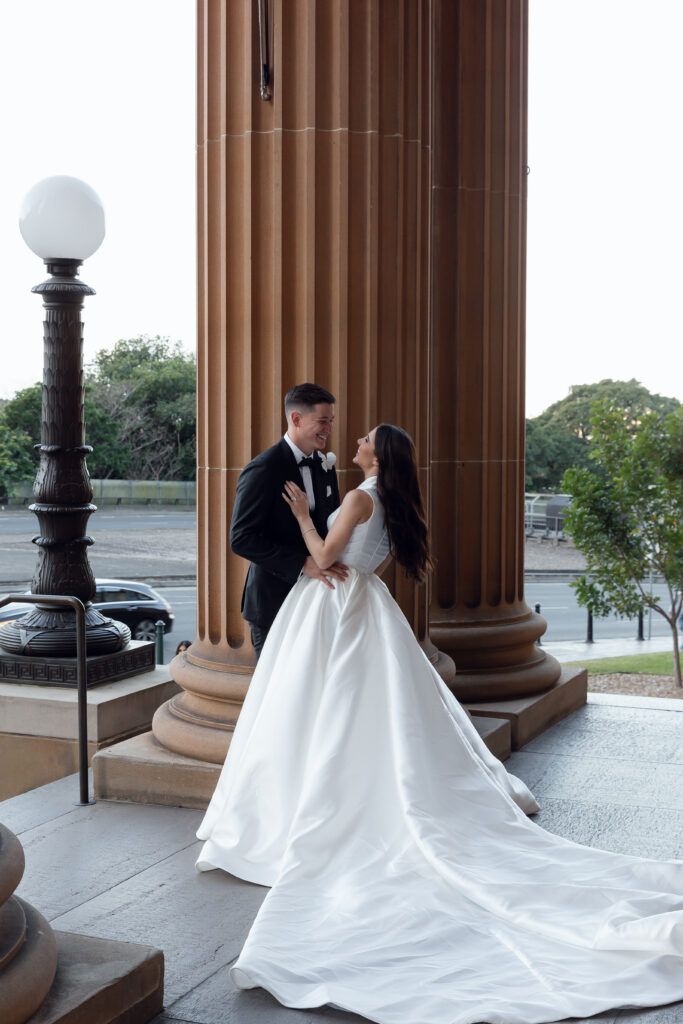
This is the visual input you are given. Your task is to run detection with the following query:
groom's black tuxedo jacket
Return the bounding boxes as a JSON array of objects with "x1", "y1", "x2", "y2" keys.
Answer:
[{"x1": 230, "y1": 438, "x2": 341, "y2": 631}]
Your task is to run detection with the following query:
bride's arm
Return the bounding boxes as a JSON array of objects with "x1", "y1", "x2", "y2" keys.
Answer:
[{"x1": 283, "y1": 483, "x2": 372, "y2": 570}]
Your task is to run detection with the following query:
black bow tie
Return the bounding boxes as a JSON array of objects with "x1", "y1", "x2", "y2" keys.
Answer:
[{"x1": 298, "y1": 457, "x2": 316, "y2": 470}]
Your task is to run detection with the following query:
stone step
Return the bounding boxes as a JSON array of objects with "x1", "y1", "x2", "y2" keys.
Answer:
[
  {"x1": 93, "y1": 710, "x2": 514, "y2": 811},
  {"x1": 465, "y1": 666, "x2": 588, "y2": 749},
  {"x1": 470, "y1": 715, "x2": 511, "y2": 761},
  {"x1": 25, "y1": 931, "x2": 164, "y2": 1024}
]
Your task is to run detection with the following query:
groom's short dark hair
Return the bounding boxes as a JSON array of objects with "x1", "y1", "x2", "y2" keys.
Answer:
[{"x1": 284, "y1": 383, "x2": 335, "y2": 416}]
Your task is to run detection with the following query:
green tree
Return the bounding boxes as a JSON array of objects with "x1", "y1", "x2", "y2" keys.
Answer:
[
  {"x1": 86, "y1": 336, "x2": 196, "y2": 480},
  {"x1": 0, "y1": 382, "x2": 131, "y2": 479},
  {"x1": 2, "y1": 383, "x2": 42, "y2": 469},
  {"x1": 563, "y1": 401, "x2": 683, "y2": 686},
  {"x1": 2, "y1": 337, "x2": 197, "y2": 481},
  {"x1": 538, "y1": 378, "x2": 680, "y2": 440},
  {"x1": 525, "y1": 419, "x2": 587, "y2": 492},
  {"x1": 0, "y1": 418, "x2": 35, "y2": 499},
  {"x1": 526, "y1": 380, "x2": 680, "y2": 493}
]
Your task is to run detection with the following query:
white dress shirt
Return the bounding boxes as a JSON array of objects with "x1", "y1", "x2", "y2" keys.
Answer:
[{"x1": 283, "y1": 433, "x2": 316, "y2": 511}]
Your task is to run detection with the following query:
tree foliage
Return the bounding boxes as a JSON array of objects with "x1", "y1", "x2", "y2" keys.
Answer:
[
  {"x1": 85, "y1": 337, "x2": 196, "y2": 480},
  {"x1": 526, "y1": 379, "x2": 680, "y2": 491},
  {"x1": 0, "y1": 417, "x2": 35, "y2": 499},
  {"x1": 1, "y1": 336, "x2": 196, "y2": 482},
  {"x1": 563, "y1": 401, "x2": 683, "y2": 686},
  {"x1": 525, "y1": 419, "x2": 588, "y2": 493}
]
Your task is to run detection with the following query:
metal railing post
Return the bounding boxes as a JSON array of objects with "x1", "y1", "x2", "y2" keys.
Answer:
[
  {"x1": 534, "y1": 603, "x2": 543, "y2": 646},
  {"x1": 0, "y1": 592, "x2": 93, "y2": 805},
  {"x1": 155, "y1": 620, "x2": 165, "y2": 664}
]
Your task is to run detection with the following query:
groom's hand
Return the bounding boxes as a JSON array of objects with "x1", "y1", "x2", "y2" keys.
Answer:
[{"x1": 302, "y1": 556, "x2": 348, "y2": 590}]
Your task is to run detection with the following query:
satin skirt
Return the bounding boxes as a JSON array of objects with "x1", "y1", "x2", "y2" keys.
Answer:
[{"x1": 196, "y1": 571, "x2": 683, "y2": 1024}]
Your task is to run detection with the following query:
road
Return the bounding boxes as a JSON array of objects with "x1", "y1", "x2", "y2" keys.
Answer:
[
  {"x1": 158, "y1": 584, "x2": 198, "y2": 662},
  {"x1": 0, "y1": 506, "x2": 196, "y2": 586},
  {"x1": 525, "y1": 578, "x2": 672, "y2": 643},
  {"x1": 1, "y1": 507, "x2": 676, "y2": 654},
  {"x1": 155, "y1": 578, "x2": 674, "y2": 663},
  {"x1": 0, "y1": 507, "x2": 195, "y2": 536}
]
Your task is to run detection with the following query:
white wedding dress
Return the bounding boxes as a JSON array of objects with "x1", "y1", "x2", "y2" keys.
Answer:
[{"x1": 196, "y1": 477, "x2": 683, "y2": 1024}]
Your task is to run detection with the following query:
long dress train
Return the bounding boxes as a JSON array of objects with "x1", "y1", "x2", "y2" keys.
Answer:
[{"x1": 196, "y1": 476, "x2": 683, "y2": 1024}]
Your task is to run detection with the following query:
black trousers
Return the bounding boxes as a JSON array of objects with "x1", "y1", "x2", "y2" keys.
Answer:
[{"x1": 249, "y1": 622, "x2": 269, "y2": 661}]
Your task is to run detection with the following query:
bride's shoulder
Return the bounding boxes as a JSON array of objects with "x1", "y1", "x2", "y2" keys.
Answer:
[
  {"x1": 340, "y1": 486, "x2": 374, "y2": 522},
  {"x1": 342, "y1": 487, "x2": 373, "y2": 506}
]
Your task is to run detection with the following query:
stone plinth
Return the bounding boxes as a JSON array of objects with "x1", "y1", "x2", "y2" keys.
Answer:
[
  {"x1": 26, "y1": 931, "x2": 163, "y2": 1024},
  {"x1": 0, "y1": 668, "x2": 180, "y2": 801},
  {"x1": 94, "y1": 715, "x2": 510, "y2": 810},
  {"x1": 0, "y1": 641, "x2": 155, "y2": 688},
  {"x1": 93, "y1": 731, "x2": 221, "y2": 809},
  {"x1": 465, "y1": 667, "x2": 588, "y2": 750}
]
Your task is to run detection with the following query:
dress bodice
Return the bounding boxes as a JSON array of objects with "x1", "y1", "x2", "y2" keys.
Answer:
[{"x1": 327, "y1": 476, "x2": 390, "y2": 573}]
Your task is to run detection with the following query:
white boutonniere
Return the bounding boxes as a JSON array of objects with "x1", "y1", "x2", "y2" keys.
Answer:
[{"x1": 320, "y1": 452, "x2": 336, "y2": 472}]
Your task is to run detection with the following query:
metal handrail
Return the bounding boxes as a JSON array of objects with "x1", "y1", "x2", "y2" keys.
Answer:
[{"x1": 0, "y1": 593, "x2": 92, "y2": 805}]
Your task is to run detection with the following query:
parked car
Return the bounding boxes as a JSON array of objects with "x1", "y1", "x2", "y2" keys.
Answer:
[{"x1": 0, "y1": 579, "x2": 174, "y2": 642}]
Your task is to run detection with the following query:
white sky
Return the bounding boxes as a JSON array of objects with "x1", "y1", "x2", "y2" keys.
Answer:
[
  {"x1": 0, "y1": 1, "x2": 681, "y2": 420},
  {"x1": 526, "y1": 0, "x2": 683, "y2": 416},
  {"x1": 0, "y1": 0, "x2": 196, "y2": 396}
]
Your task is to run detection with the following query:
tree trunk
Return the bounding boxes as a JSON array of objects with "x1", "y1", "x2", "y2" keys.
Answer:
[{"x1": 673, "y1": 619, "x2": 682, "y2": 688}]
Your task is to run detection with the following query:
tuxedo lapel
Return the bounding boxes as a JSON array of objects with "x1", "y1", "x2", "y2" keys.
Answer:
[
  {"x1": 310, "y1": 452, "x2": 323, "y2": 508},
  {"x1": 279, "y1": 439, "x2": 300, "y2": 489}
]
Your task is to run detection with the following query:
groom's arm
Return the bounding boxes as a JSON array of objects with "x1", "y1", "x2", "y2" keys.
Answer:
[{"x1": 230, "y1": 459, "x2": 306, "y2": 584}]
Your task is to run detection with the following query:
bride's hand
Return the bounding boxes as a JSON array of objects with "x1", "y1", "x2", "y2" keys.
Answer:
[{"x1": 282, "y1": 481, "x2": 310, "y2": 520}]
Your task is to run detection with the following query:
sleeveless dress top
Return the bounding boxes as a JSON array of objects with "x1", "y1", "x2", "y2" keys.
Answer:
[{"x1": 328, "y1": 475, "x2": 390, "y2": 574}]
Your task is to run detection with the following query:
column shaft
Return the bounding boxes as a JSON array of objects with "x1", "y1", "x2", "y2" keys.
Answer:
[
  {"x1": 154, "y1": 0, "x2": 453, "y2": 764},
  {"x1": 428, "y1": 0, "x2": 560, "y2": 699}
]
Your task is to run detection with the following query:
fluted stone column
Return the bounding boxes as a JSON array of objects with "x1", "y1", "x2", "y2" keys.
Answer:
[
  {"x1": 153, "y1": 0, "x2": 453, "y2": 763},
  {"x1": 427, "y1": 0, "x2": 561, "y2": 700}
]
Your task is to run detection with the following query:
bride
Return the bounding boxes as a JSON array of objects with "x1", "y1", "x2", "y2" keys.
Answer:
[{"x1": 197, "y1": 424, "x2": 683, "y2": 1024}]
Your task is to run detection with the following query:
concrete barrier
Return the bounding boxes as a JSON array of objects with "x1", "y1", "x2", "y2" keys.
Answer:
[{"x1": 6, "y1": 479, "x2": 196, "y2": 506}]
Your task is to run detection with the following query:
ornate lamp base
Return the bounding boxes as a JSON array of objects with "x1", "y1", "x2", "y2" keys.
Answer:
[{"x1": 0, "y1": 606, "x2": 130, "y2": 657}]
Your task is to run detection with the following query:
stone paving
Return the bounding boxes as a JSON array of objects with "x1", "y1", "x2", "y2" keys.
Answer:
[
  {"x1": 524, "y1": 536, "x2": 587, "y2": 573},
  {"x1": 2, "y1": 692, "x2": 682, "y2": 1024}
]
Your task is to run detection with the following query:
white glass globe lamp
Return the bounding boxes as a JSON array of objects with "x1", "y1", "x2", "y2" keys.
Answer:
[{"x1": 19, "y1": 175, "x2": 105, "y2": 261}]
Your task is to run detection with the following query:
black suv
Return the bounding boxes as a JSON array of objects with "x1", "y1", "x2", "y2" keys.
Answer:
[{"x1": 0, "y1": 578, "x2": 174, "y2": 642}]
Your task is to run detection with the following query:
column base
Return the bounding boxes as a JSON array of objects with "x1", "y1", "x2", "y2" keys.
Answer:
[
  {"x1": 152, "y1": 693, "x2": 236, "y2": 765},
  {"x1": 422, "y1": 640, "x2": 456, "y2": 686},
  {"x1": 432, "y1": 610, "x2": 562, "y2": 701},
  {"x1": 152, "y1": 653, "x2": 253, "y2": 764},
  {"x1": 0, "y1": 898, "x2": 57, "y2": 1024},
  {"x1": 464, "y1": 666, "x2": 588, "y2": 749}
]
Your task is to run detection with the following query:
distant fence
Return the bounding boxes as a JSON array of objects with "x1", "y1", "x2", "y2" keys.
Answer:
[
  {"x1": 7, "y1": 479, "x2": 196, "y2": 506},
  {"x1": 525, "y1": 493, "x2": 571, "y2": 541}
]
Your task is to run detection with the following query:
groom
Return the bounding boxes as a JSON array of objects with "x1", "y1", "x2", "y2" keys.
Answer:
[{"x1": 230, "y1": 382, "x2": 346, "y2": 659}]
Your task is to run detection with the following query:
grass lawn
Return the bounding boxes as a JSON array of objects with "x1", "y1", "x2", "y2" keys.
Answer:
[{"x1": 565, "y1": 651, "x2": 678, "y2": 676}]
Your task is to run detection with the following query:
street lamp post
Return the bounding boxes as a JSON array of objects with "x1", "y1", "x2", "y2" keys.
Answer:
[{"x1": 0, "y1": 176, "x2": 129, "y2": 657}]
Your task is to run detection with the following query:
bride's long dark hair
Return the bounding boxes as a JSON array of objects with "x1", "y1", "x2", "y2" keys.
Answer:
[{"x1": 374, "y1": 424, "x2": 433, "y2": 583}]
